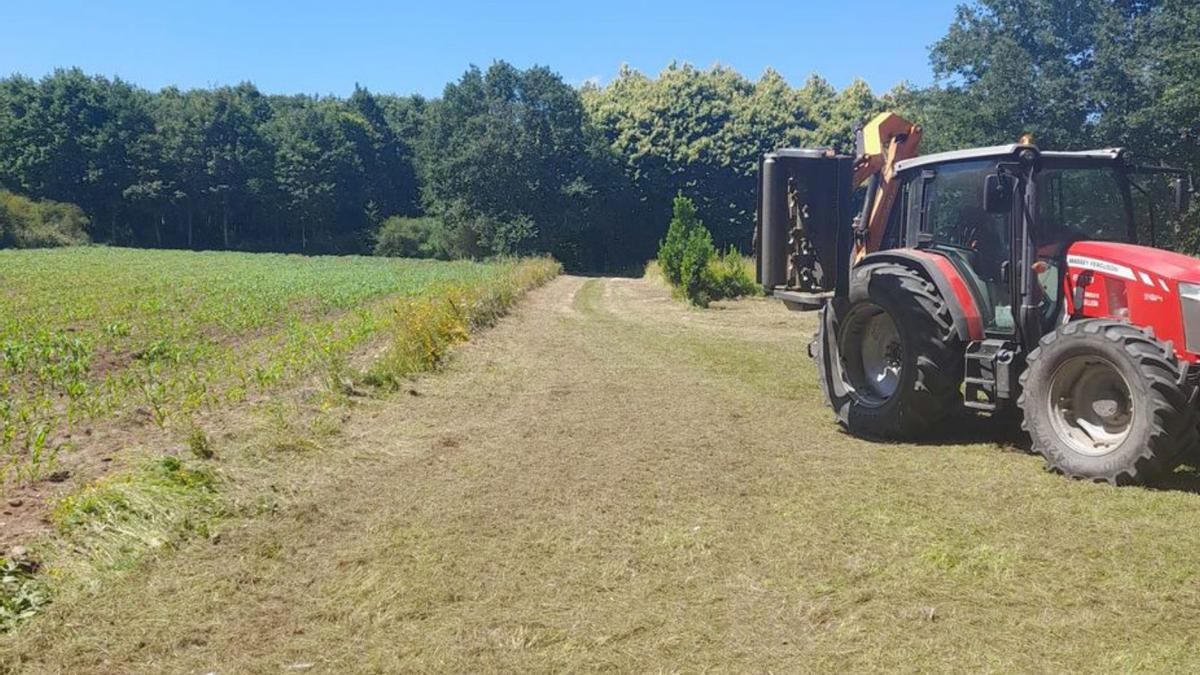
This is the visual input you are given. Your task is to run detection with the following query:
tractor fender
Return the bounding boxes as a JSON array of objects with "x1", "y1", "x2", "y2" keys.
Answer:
[{"x1": 849, "y1": 250, "x2": 985, "y2": 342}]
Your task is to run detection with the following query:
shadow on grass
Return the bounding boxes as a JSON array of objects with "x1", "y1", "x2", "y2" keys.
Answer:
[
  {"x1": 931, "y1": 411, "x2": 1031, "y2": 450},
  {"x1": 1151, "y1": 467, "x2": 1200, "y2": 494},
  {"x1": 841, "y1": 409, "x2": 1200, "y2": 494},
  {"x1": 844, "y1": 409, "x2": 1032, "y2": 450},
  {"x1": 568, "y1": 268, "x2": 645, "y2": 279}
]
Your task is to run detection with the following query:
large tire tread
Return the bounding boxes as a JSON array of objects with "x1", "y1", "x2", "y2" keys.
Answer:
[
  {"x1": 814, "y1": 263, "x2": 963, "y2": 439},
  {"x1": 1018, "y1": 319, "x2": 1198, "y2": 485}
]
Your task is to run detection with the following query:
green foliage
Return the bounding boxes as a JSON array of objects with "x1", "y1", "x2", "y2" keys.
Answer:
[
  {"x1": 679, "y1": 226, "x2": 716, "y2": 307},
  {"x1": 656, "y1": 196, "x2": 756, "y2": 307},
  {"x1": 372, "y1": 215, "x2": 444, "y2": 258},
  {"x1": 707, "y1": 248, "x2": 759, "y2": 301},
  {"x1": 0, "y1": 70, "x2": 424, "y2": 254},
  {"x1": 657, "y1": 194, "x2": 702, "y2": 286},
  {"x1": 419, "y1": 63, "x2": 618, "y2": 265},
  {"x1": 916, "y1": 0, "x2": 1197, "y2": 157},
  {"x1": 583, "y1": 64, "x2": 886, "y2": 251},
  {"x1": 0, "y1": 558, "x2": 47, "y2": 632},
  {"x1": 0, "y1": 190, "x2": 89, "y2": 248}
]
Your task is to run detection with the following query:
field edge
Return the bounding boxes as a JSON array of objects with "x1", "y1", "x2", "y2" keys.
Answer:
[{"x1": 0, "y1": 255, "x2": 561, "y2": 634}]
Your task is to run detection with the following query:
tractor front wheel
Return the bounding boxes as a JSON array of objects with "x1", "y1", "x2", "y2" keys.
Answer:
[{"x1": 1019, "y1": 319, "x2": 1198, "y2": 485}]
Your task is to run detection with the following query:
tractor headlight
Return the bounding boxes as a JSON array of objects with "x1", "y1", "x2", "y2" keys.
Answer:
[{"x1": 1179, "y1": 282, "x2": 1200, "y2": 354}]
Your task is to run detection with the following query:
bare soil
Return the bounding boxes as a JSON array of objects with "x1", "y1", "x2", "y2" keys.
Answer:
[
  {"x1": 0, "y1": 414, "x2": 173, "y2": 553},
  {"x1": 7, "y1": 275, "x2": 1200, "y2": 672}
]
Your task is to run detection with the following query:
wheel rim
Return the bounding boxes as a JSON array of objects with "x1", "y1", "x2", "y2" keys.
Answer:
[
  {"x1": 842, "y1": 305, "x2": 903, "y2": 404},
  {"x1": 1046, "y1": 355, "x2": 1134, "y2": 457}
]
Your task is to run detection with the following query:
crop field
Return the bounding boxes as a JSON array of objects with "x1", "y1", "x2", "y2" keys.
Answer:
[{"x1": 0, "y1": 248, "x2": 559, "y2": 487}]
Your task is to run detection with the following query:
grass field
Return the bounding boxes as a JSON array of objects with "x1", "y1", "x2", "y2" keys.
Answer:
[
  {"x1": 9, "y1": 274, "x2": 1200, "y2": 671},
  {"x1": 0, "y1": 248, "x2": 558, "y2": 486},
  {"x1": 10, "y1": 264, "x2": 1200, "y2": 671}
]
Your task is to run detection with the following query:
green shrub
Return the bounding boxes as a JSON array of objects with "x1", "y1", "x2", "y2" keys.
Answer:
[
  {"x1": 657, "y1": 194, "x2": 703, "y2": 285},
  {"x1": 0, "y1": 190, "x2": 90, "y2": 248},
  {"x1": 372, "y1": 215, "x2": 443, "y2": 258},
  {"x1": 655, "y1": 196, "x2": 757, "y2": 307},
  {"x1": 680, "y1": 226, "x2": 716, "y2": 307},
  {"x1": 707, "y1": 247, "x2": 759, "y2": 300}
]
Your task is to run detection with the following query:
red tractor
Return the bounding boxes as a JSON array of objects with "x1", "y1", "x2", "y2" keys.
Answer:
[{"x1": 757, "y1": 112, "x2": 1197, "y2": 485}]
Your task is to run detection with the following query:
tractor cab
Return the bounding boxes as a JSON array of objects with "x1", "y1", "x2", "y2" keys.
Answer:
[
  {"x1": 757, "y1": 115, "x2": 1200, "y2": 485},
  {"x1": 889, "y1": 145, "x2": 1194, "y2": 351}
]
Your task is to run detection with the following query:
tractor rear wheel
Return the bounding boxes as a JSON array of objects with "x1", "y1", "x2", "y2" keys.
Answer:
[
  {"x1": 813, "y1": 263, "x2": 962, "y2": 439},
  {"x1": 1018, "y1": 319, "x2": 1198, "y2": 485}
]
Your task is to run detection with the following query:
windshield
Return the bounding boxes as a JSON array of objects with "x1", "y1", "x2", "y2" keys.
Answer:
[
  {"x1": 1036, "y1": 166, "x2": 1131, "y2": 244},
  {"x1": 1128, "y1": 169, "x2": 1184, "y2": 248}
]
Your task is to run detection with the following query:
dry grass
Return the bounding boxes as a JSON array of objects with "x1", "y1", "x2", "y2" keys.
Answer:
[{"x1": 5, "y1": 275, "x2": 1200, "y2": 672}]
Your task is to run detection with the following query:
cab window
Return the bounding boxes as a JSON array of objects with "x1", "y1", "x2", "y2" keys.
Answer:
[
  {"x1": 1037, "y1": 168, "x2": 1130, "y2": 243},
  {"x1": 921, "y1": 160, "x2": 1014, "y2": 332}
]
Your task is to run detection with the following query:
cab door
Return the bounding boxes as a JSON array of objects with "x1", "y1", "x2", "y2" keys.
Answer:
[{"x1": 913, "y1": 160, "x2": 1016, "y2": 336}]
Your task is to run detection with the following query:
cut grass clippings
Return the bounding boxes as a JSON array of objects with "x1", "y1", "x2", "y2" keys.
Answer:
[
  {"x1": 48, "y1": 456, "x2": 222, "y2": 578},
  {"x1": 0, "y1": 561, "x2": 46, "y2": 633}
]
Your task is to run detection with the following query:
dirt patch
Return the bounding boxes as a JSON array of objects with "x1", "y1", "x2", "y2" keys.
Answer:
[
  {"x1": 0, "y1": 413, "x2": 210, "y2": 553},
  {"x1": 88, "y1": 345, "x2": 137, "y2": 379}
]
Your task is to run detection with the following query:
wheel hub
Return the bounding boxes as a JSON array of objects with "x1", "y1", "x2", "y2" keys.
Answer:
[
  {"x1": 858, "y1": 310, "x2": 903, "y2": 401},
  {"x1": 1047, "y1": 355, "x2": 1133, "y2": 457}
]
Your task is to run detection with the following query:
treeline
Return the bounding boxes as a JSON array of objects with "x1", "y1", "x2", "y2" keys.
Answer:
[
  {"x1": 1, "y1": 0, "x2": 1197, "y2": 268},
  {"x1": 0, "y1": 63, "x2": 884, "y2": 269},
  {"x1": 0, "y1": 76, "x2": 423, "y2": 255}
]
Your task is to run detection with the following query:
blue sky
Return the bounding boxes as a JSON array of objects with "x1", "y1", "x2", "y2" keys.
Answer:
[{"x1": 1, "y1": 0, "x2": 962, "y2": 97}]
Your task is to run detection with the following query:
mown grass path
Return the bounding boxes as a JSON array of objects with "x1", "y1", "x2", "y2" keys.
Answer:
[{"x1": 7, "y1": 275, "x2": 1200, "y2": 672}]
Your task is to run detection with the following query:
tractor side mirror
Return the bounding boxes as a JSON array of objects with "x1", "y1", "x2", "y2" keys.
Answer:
[
  {"x1": 1174, "y1": 176, "x2": 1191, "y2": 215},
  {"x1": 983, "y1": 173, "x2": 1013, "y2": 214}
]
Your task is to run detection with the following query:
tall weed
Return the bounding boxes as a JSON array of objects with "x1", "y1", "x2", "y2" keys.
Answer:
[{"x1": 364, "y1": 257, "x2": 560, "y2": 388}]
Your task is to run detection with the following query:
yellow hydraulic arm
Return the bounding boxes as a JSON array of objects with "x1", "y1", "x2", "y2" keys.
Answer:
[{"x1": 852, "y1": 112, "x2": 922, "y2": 261}]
